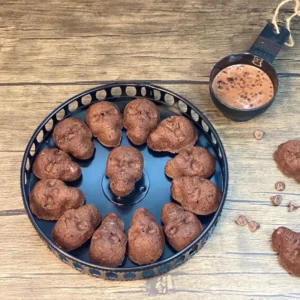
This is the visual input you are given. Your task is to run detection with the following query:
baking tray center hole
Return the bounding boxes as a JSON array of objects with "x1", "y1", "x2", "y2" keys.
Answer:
[{"x1": 101, "y1": 170, "x2": 150, "y2": 206}]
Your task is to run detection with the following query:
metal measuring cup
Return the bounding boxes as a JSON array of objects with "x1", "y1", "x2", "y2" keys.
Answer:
[{"x1": 209, "y1": 23, "x2": 290, "y2": 122}]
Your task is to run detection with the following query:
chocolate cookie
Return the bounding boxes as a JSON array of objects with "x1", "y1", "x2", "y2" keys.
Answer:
[
  {"x1": 53, "y1": 117, "x2": 94, "y2": 160},
  {"x1": 90, "y1": 213, "x2": 127, "y2": 267},
  {"x1": 52, "y1": 204, "x2": 101, "y2": 252},
  {"x1": 274, "y1": 140, "x2": 300, "y2": 182},
  {"x1": 29, "y1": 179, "x2": 85, "y2": 220},
  {"x1": 165, "y1": 146, "x2": 215, "y2": 179},
  {"x1": 123, "y1": 98, "x2": 159, "y2": 145},
  {"x1": 147, "y1": 116, "x2": 198, "y2": 153},
  {"x1": 106, "y1": 146, "x2": 143, "y2": 197},
  {"x1": 161, "y1": 202, "x2": 203, "y2": 251},
  {"x1": 86, "y1": 101, "x2": 123, "y2": 147},
  {"x1": 33, "y1": 148, "x2": 81, "y2": 181},
  {"x1": 128, "y1": 208, "x2": 165, "y2": 265},
  {"x1": 171, "y1": 176, "x2": 221, "y2": 215},
  {"x1": 272, "y1": 227, "x2": 300, "y2": 277}
]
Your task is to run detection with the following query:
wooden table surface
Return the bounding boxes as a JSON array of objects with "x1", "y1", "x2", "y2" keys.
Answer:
[{"x1": 1, "y1": 1, "x2": 300, "y2": 299}]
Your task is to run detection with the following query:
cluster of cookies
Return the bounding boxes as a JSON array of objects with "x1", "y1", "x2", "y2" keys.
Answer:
[
  {"x1": 29, "y1": 98, "x2": 222, "y2": 267},
  {"x1": 272, "y1": 140, "x2": 300, "y2": 276}
]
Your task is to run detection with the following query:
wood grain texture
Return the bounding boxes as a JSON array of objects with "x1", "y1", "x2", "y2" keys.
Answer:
[{"x1": 0, "y1": 0, "x2": 300, "y2": 300}]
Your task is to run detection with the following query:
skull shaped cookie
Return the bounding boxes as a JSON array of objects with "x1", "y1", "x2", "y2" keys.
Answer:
[
  {"x1": 86, "y1": 101, "x2": 123, "y2": 147},
  {"x1": 105, "y1": 146, "x2": 144, "y2": 197},
  {"x1": 52, "y1": 204, "x2": 101, "y2": 252},
  {"x1": 33, "y1": 148, "x2": 81, "y2": 181},
  {"x1": 124, "y1": 98, "x2": 159, "y2": 145},
  {"x1": 165, "y1": 146, "x2": 216, "y2": 179},
  {"x1": 53, "y1": 117, "x2": 94, "y2": 160},
  {"x1": 274, "y1": 140, "x2": 300, "y2": 182},
  {"x1": 171, "y1": 176, "x2": 221, "y2": 215},
  {"x1": 147, "y1": 116, "x2": 198, "y2": 153},
  {"x1": 29, "y1": 179, "x2": 85, "y2": 220},
  {"x1": 90, "y1": 213, "x2": 127, "y2": 267},
  {"x1": 162, "y1": 202, "x2": 203, "y2": 251},
  {"x1": 272, "y1": 227, "x2": 300, "y2": 276},
  {"x1": 128, "y1": 208, "x2": 165, "y2": 265}
]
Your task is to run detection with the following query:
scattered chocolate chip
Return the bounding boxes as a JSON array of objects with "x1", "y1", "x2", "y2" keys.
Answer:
[
  {"x1": 275, "y1": 181, "x2": 285, "y2": 192},
  {"x1": 248, "y1": 221, "x2": 260, "y2": 232},
  {"x1": 288, "y1": 201, "x2": 298, "y2": 212},
  {"x1": 227, "y1": 77, "x2": 234, "y2": 84},
  {"x1": 253, "y1": 130, "x2": 264, "y2": 140},
  {"x1": 270, "y1": 195, "x2": 282, "y2": 206},
  {"x1": 235, "y1": 215, "x2": 248, "y2": 226}
]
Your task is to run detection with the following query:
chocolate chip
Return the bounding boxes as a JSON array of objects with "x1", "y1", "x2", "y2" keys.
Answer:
[
  {"x1": 248, "y1": 221, "x2": 260, "y2": 232},
  {"x1": 288, "y1": 201, "x2": 298, "y2": 212},
  {"x1": 270, "y1": 195, "x2": 282, "y2": 206},
  {"x1": 227, "y1": 77, "x2": 234, "y2": 84},
  {"x1": 275, "y1": 181, "x2": 285, "y2": 192},
  {"x1": 253, "y1": 130, "x2": 264, "y2": 140},
  {"x1": 235, "y1": 215, "x2": 248, "y2": 226}
]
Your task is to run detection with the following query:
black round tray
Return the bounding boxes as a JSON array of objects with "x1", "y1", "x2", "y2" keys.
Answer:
[{"x1": 21, "y1": 82, "x2": 228, "y2": 280}]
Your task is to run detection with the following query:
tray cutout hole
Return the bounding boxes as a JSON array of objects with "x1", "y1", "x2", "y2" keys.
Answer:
[
  {"x1": 202, "y1": 120, "x2": 209, "y2": 133},
  {"x1": 68, "y1": 101, "x2": 78, "y2": 112},
  {"x1": 30, "y1": 143, "x2": 36, "y2": 156},
  {"x1": 89, "y1": 269, "x2": 101, "y2": 277},
  {"x1": 59, "y1": 254, "x2": 68, "y2": 264},
  {"x1": 142, "y1": 270, "x2": 154, "y2": 278},
  {"x1": 36, "y1": 130, "x2": 44, "y2": 143},
  {"x1": 126, "y1": 86, "x2": 137, "y2": 97},
  {"x1": 164, "y1": 94, "x2": 175, "y2": 106},
  {"x1": 191, "y1": 110, "x2": 199, "y2": 122},
  {"x1": 158, "y1": 264, "x2": 169, "y2": 274},
  {"x1": 96, "y1": 90, "x2": 106, "y2": 100},
  {"x1": 178, "y1": 101, "x2": 188, "y2": 113},
  {"x1": 123, "y1": 272, "x2": 136, "y2": 280},
  {"x1": 45, "y1": 119, "x2": 53, "y2": 132},
  {"x1": 24, "y1": 172, "x2": 28, "y2": 185},
  {"x1": 81, "y1": 94, "x2": 92, "y2": 106},
  {"x1": 141, "y1": 87, "x2": 147, "y2": 97},
  {"x1": 218, "y1": 148, "x2": 223, "y2": 159},
  {"x1": 106, "y1": 272, "x2": 118, "y2": 280},
  {"x1": 73, "y1": 262, "x2": 84, "y2": 271},
  {"x1": 211, "y1": 133, "x2": 217, "y2": 145},
  {"x1": 154, "y1": 90, "x2": 161, "y2": 101},
  {"x1": 189, "y1": 245, "x2": 198, "y2": 256},
  {"x1": 26, "y1": 158, "x2": 31, "y2": 171},
  {"x1": 111, "y1": 87, "x2": 122, "y2": 97},
  {"x1": 175, "y1": 255, "x2": 185, "y2": 266},
  {"x1": 56, "y1": 109, "x2": 65, "y2": 121}
]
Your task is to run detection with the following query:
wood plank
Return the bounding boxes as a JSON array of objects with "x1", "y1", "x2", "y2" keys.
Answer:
[
  {"x1": 0, "y1": 78, "x2": 300, "y2": 152},
  {"x1": 0, "y1": 214, "x2": 299, "y2": 300},
  {"x1": 0, "y1": 0, "x2": 300, "y2": 84},
  {"x1": 1, "y1": 0, "x2": 300, "y2": 299}
]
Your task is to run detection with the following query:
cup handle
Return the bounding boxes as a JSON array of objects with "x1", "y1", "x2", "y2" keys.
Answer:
[{"x1": 249, "y1": 23, "x2": 290, "y2": 64}]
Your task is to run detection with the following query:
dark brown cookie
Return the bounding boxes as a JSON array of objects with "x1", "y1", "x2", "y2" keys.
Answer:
[
  {"x1": 105, "y1": 146, "x2": 143, "y2": 197},
  {"x1": 52, "y1": 204, "x2": 101, "y2": 252},
  {"x1": 165, "y1": 146, "x2": 215, "y2": 179},
  {"x1": 147, "y1": 116, "x2": 198, "y2": 153},
  {"x1": 272, "y1": 227, "x2": 300, "y2": 277},
  {"x1": 274, "y1": 140, "x2": 300, "y2": 182},
  {"x1": 171, "y1": 176, "x2": 221, "y2": 215},
  {"x1": 90, "y1": 213, "x2": 127, "y2": 267},
  {"x1": 123, "y1": 98, "x2": 159, "y2": 145},
  {"x1": 32, "y1": 148, "x2": 81, "y2": 181},
  {"x1": 53, "y1": 117, "x2": 94, "y2": 160},
  {"x1": 128, "y1": 208, "x2": 165, "y2": 265},
  {"x1": 29, "y1": 179, "x2": 85, "y2": 220},
  {"x1": 161, "y1": 202, "x2": 203, "y2": 251},
  {"x1": 86, "y1": 101, "x2": 123, "y2": 147}
]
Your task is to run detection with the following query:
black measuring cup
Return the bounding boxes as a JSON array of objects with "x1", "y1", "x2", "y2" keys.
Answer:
[{"x1": 209, "y1": 23, "x2": 290, "y2": 122}]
